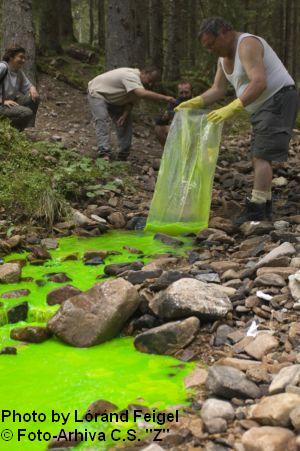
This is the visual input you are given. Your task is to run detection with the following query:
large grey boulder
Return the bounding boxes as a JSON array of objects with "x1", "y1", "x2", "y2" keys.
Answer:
[
  {"x1": 48, "y1": 278, "x2": 140, "y2": 347},
  {"x1": 150, "y1": 278, "x2": 232, "y2": 321}
]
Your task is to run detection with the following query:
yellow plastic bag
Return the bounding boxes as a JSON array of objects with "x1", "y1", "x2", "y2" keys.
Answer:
[{"x1": 145, "y1": 110, "x2": 223, "y2": 235}]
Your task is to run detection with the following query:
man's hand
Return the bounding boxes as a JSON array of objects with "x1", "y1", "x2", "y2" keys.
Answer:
[
  {"x1": 174, "y1": 95, "x2": 204, "y2": 112},
  {"x1": 207, "y1": 98, "x2": 244, "y2": 124},
  {"x1": 165, "y1": 96, "x2": 176, "y2": 104},
  {"x1": 116, "y1": 112, "x2": 129, "y2": 127},
  {"x1": 4, "y1": 100, "x2": 18, "y2": 108},
  {"x1": 29, "y1": 86, "x2": 39, "y2": 102}
]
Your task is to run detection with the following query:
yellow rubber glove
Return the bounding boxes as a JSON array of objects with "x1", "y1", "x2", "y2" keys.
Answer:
[
  {"x1": 174, "y1": 95, "x2": 204, "y2": 112},
  {"x1": 207, "y1": 98, "x2": 244, "y2": 124}
]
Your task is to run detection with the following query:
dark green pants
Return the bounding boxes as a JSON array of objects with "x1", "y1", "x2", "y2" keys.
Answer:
[{"x1": 0, "y1": 93, "x2": 39, "y2": 131}]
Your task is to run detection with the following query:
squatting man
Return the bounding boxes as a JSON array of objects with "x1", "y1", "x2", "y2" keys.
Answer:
[{"x1": 176, "y1": 17, "x2": 298, "y2": 225}]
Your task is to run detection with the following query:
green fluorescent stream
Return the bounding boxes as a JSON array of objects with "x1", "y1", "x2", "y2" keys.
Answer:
[{"x1": 0, "y1": 231, "x2": 195, "y2": 450}]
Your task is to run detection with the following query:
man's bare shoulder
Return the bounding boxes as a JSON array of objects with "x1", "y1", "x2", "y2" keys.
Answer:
[{"x1": 239, "y1": 36, "x2": 264, "y2": 56}]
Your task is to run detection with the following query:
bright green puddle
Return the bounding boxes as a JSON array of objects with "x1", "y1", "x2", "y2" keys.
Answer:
[{"x1": 0, "y1": 231, "x2": 195, "y2": 450}]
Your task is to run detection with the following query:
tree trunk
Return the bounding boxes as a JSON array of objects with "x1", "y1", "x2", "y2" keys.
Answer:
[
  {"x1": 89, "y1": 0, "x2": 94, "y2": 45},
  {"x1": 59, "y1": 0, "x2": 76, "y2": 43},
  {"x1": 164, "y1": 0, "x2": 181, "y2": 81},
  {"x1": 187, "y1": 0, "x2": 197, "y2": 67},
  {"x1": 39, "y1": 0, "x2": 62, "y2": 55},
  {"x1": 105, "y1": 0, "x2": 135, "y2": 70},
  {"x1": 133, "y1": 0, "x2": 149, "y2": 67},
  {"x1": 98, "y1": 0, "x2": 105, "y2": 49},
  {"x1": 2, "y1": 0, "x2": 36, "y2": 84},
  {"x1": 149, "y1": 0, "x2": 163, "y2": 68}
]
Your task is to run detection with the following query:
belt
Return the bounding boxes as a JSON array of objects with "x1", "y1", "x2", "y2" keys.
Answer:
[{"x1": 277, "y1": 85, "x2": 296, "y2": 94}]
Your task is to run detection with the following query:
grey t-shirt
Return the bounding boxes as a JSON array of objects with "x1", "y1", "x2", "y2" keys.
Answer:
[{"x1": 0, "y1": 62, "x2": 32, "y2": 101}]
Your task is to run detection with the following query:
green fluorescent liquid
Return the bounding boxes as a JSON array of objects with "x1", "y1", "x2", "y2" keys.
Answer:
[{"x1": 0, "y1": 231, "x2": 195, "y2": 450}]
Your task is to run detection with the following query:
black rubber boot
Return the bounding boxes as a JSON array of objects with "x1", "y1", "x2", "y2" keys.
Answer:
[
  {"x1": 117, "y1": 147, "x2": 130, "y2": 161},
  {"x1": 266, "y1": 199, "x2": 273, "y2": 221},
  {"x1": 234, "y1": 198, "x2": 267, "y2": 226},
  {"x1": 98, "y1": 147, "x2": 112, "y2": 161}
]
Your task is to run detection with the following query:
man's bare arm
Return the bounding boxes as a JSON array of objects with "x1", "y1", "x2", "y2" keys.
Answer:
[
  {"x1": 133, "y1": 88, "x2": 175, "y2": 103},
  {"x1": 238, "y1": 37, "x2": 267, "y2": 106},
  {"x1": 201, "y1": 62, "x2": 228, "y2": 106}
]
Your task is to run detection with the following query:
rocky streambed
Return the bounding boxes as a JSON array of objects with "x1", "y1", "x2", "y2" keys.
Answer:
[{"x1": 0, "y1": 219, "x2": 300, "y2": 450}]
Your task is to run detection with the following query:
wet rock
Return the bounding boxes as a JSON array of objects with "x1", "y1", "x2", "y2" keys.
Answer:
[
  {"x1": 41, "y1": 238, "x2": 58, "y2": 250},
  {"x1": 27, "y1": 246, "x2": 52, "y2": 262},
  {"x1": 0, "y1": 263, "x2": 21, "y2": 283},
  {"x1": 134, "y1": 317, "x2": 200, "y2": 356},
  {"x1": 124, "y1": 269, "x2": 162, "y2": 285},
  {"x1": 153, "y1": 233, "x2": 184, "y2": 247},
  {"x1": 210, "y1": 261, "x2": 240, "y2": 273},
  {"x1": 254, "y1": 273, "x2": 286, "y2": 287},
  {"x1": 204, "y1": 417, "x2": 227, "y2": 434},
  {"x1": 290, "y1": 406, "x2": 300, "y2": 431},
  {"x1": 84, "y1": 257, "x2": 104, "y2": 266},
  {"x1": 195, "y1": 273, "x2": 221, "y2": 283},
  {"x1": 214, "y1": 324, "x2": 235, "y2": 346},
  {"x1": 85, "y1": 399, "x2": 118, "y2": 418},
  {"x1": 107, "y1": 212, "x2": 126, "y2": 228},
  {"x1": 240, "y1": 221, "x2": 273, "y2": 237},
  {"x1": 90, "y1": 214, "x2": 107, "y2": 224},
  {"x1": 7, "y1": 302, "x2": 28, "y2": 323},
  {"x1": 104, "y1": 261, "x2": 144, "y2": 276},
  {"x1": 184, "y1": 367, "x2": 208, "y2": 388},
  {"x1": 151, "y1": 278, "x2": 232, "y2": 321},
  {"x1": 269, "y1": 365, "x2": 300, "y2": 395},
  {"x1": 288, "y1": 271, "x2": 300, "y2": 301},
  {"x1": 206, "y1": 365, "x2": 260, "y2": 399},
  {"x1": 95, "y1": 205, "x2": 114, "y2": 218},
  {"x1": 250, "y1": 393, "x2": 300, "y2": 426},
  {"x1": 242, "y1": 426, "x2": 295, "y2": 451},
  {"x1": 126, "y1": 216, "x2": 147, "y2": 230},
  {"x1": 62, "y1": 253, "x2": 79, "y2": 262},
  {"x1": 1, "y1": 289, "x2": 30, "y2": 299},
  {"x1": 288, "y1": 322, "x2": 300, "y2": 348},
  {"x1": 72, "y1": 209, "x2": 93, "y2": 226},
  {"x1": 256, "y1": 267, "x2": 296, "y2": 280},
  {"x1": 10, "y1": 326, "x2": 52, "y2": 343},
  {"x1": 48, "y1": 279, "x2": 140, "y2": 347},
  {"x1": 246, "y1": 366, "x2": 272, "y2": 384},
  {"x1": 123, "y1": 246, "x2": 143, "y2": 255},
  {"x1": 46, "y1": 273, "x2": 72, "y2": 283},
  {"x1": 201, "y1": 398, "x2": 235, "y2": 423},
  {"x1": 83, "y1": 251, "x2": 108, "y2": 261},
  {"x1": 47, "y1": 285, "x2": 82, "y2": 306},
  {"x1": 126, "y1": 314, "x2": 160, "y2": 333},
  {"x1": 0, "y1": 347, "x2": 17, "y2": 355},
  {"x1": 244, "y1": 333, "x2": 279, "y2": 360},
  {"x1": 149, "y1": 270, "x2": 189, "y2": 292},
  {"x1": 255, "y1": 242, "x2": 296, "y2": 269},
  {"x1": 209, "y1": 217, "x2": 236, "y2": 234}
]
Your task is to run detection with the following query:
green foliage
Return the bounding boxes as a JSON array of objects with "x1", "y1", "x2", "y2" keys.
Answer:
[{"x1": 0, "y1": 120, "x2": 129, "y2": 226}]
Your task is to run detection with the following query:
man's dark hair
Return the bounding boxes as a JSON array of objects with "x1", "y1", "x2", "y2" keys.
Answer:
[
  {"x1": 142, "y1": 66, "x2": 161, "y2": 78},
  {"x1": 198, "y1": 17, "x2": 233, "y2": 38},
  {"x1": 2, "y1": 45, "x2": 26, "y2": 62}
]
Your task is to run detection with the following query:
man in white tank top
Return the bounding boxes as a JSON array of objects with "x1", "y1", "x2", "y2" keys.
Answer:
[{"x1": 176, "y1": 17, "x2": 298, "y2": 225}]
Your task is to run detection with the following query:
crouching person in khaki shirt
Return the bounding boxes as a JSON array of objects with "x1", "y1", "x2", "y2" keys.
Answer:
[{"x1": 88, "y1": 66, "x2": 175, "y2": 161}]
